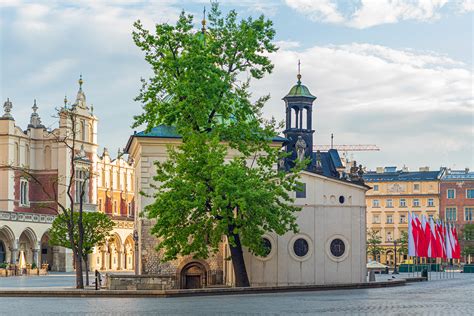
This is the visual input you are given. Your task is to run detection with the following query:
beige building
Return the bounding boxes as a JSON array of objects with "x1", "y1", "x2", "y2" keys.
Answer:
[
  {"x1": 91, "y1": 148, "x2": 135, "y2": 272},
  {"x1": 364, "y1": 166, "x2": 445, "y2": 265},
  {"x1": 0, "y1": 77, "x2": 98, "y2": 271},
  {"x1": 123, "y1": 75, "x2": 369, "y2": 289}
]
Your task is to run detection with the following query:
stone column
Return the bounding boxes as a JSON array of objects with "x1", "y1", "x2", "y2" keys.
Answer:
[
  {"x1": 100, "y1": 249, "x2": 106, "y2": 270},
  {"x1": 119, "y1": 245, "x2": 125, "y2": 270},
  {"x1": 32, "y1": 249, "x2": 39, "y2": 267},
  {"x1": 51, "y1": 246, "x2": 60, "y2": 271},
  {"x1": 10, "y1": 239, "x2": 18, "y2": 264}
]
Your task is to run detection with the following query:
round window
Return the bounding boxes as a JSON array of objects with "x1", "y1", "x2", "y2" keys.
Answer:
[
  {"x1": 339, "y1": 196, "x2": 345, "y2": 204},
  {"x1": 293, "y1": 238, "x2": 309, "y2": 257},
  {"x1": 330, "y1": 238, "x2": 345, "y2": 257},
  {"x1": 262, "y1": 237, "x2": 272, "y2": 257}
]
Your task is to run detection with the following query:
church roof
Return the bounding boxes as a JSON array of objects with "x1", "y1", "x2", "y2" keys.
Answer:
[
  {"x1": 124, "y1": 125, "x2": 287, "y2": 153},
  {"x1": 363, "y1": 170, "x2": 444, "y2": 182},
  {"x1": 285, "y1": 83, "x2": 316, "y2": 99}
]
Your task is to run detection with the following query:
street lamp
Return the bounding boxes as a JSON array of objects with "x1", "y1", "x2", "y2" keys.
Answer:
[
  {"x1": 393, "y1": 240, "x2": 399, "y2": 274},
  {"x1": 133, "y1": 229, "x2": 139, "y2": 276}
]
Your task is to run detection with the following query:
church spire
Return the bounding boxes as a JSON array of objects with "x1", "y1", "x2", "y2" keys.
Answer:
[
  {"x1": 297, "y1": 59, "x2": 301, "y2": 84},
  {"x1": 74, "y1": 74, "x2": 87, "y2": 109},
  {"x1": 29, "y1": 99, "x2": 43, "y2": 128},
  {"x1": 201, "y1": 7, "x2": 206, "y2": 33}
]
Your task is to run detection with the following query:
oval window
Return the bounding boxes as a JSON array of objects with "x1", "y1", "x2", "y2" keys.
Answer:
[
  {"x1": 330, "y1": 238, "x2": 345, "y2": 257},
  {"x1": 293, "y1": 238, "x2": 309, "y2": 257},
  {"x1": 262, "y1": 237, "x2": 272, "y2": 257},
  {"x1": 339, "y1": 196, "x2": 345, "y2": 204}
]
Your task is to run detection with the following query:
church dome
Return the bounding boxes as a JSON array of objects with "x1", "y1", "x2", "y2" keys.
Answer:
[{"x1": 285, "y1": 73, "x2": 316, "y2": 99}]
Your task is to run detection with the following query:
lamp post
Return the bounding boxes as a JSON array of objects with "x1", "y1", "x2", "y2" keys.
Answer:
[
  {"x1": 393, "y1": 240, "x2": 399, "y2": 274},
  {"x1": 133, "y1": 229, "x2": 139, "y2": 276}
]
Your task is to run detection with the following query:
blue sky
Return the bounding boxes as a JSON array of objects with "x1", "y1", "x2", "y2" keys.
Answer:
[{"x1": 0, "y1": 0, "x2": 472, "y2": 170}]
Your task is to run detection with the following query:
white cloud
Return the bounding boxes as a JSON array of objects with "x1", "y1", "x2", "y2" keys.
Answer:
[
  {"x1": 251, "y1": 43, "x2": 473, "y2": 169},
  {"x1": 284, "y1": 0, "x2": 470, "y2": 28}
]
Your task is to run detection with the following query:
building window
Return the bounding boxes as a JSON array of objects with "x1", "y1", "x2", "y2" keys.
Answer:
[
  {"x1": 399, "y1": 215, "x2": 406, "y2": 224},
  {"x1": 467, "y1": 189, "x2": 474, "y2": 199},
  {"x1": 293, "y1": 238, "x2": 309, "y2": 257},
  {"x1": 372, "y1": 215, "x2": 380, "y2": 224},
  {"x1": 373, "y1": 184, "x2": 379, "y2": 191},
  {"x1": 447, "y1": 189, "x2": 455, "y2": 199},
  {"x1": 295, "y1": 183, "x2": 306, "y2": 198},
  {"x1": 75, "y1": 169, "x2": 88, "y2": 203},
  {"x1": 465, "y1": 208, "x2": 474, "y2": 221},
  {"x1": 446, "y1": 207, "x2": 457, "y2": 221},
  {"x1": 386, "y1": 215, "x2": 393, "y2": 224},
  {"x1": 386, "y1": 199, "x2": 393, "y2": 208},
  {"x1": 81, "y1": 120, "x2": 86, "y2": 141},
  {"x1": 329, "y1": 239, "x2": 345, "y2": 257},
  {"x1": 113, "y1": 201, "x2": 118, "y2": 215},
  {"x1": 427, "y1": 198, "x2": 434, "y2": 207},
  {"x1": 98, "y1": 199, "x2": 102, "y2": 212},
  {"x1": 20, "y1": 179, "x2": 29, "y2": 206},
  {"x1": 414, "y1": 183, "x2": 420, "y2": 191},
  {"x1": 128, "y1": 203, "x2": 132, "y2": 217},
  {"x1": 400, "y1": 199, "x2": 406, "y2": 207},
  {"x1": 428, "y1": 214, "x2": 434, "y2": 221},
  {"x1": 261, "y1": 238, "x2": 272, "y2": 257},
  {"x1": 413, "y1": 199, "x2": 420, "y2": 207},
  {"x1": 386, "y1": 232, "x2": 393, "y2": 242},
  {"x1": 372, "y1": 200, "x2": 380, "y2": 208}
]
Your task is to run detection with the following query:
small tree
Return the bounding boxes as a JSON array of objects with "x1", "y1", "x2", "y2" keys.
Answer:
[
  {"x1": 367, "y1": 229, "x2": 383, "y2": 262},
  {"x1": 462, "y1": 224, "x2": 474, "y2": 263},
  {"x1": 49, "y1": 212, "x2": 115, "y2": 286},
  {"x1": 397, "y1": 230, "x2": 408, "y2": 259}
]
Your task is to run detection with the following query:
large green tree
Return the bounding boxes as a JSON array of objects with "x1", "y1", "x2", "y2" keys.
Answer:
[
  {"x1": 132, "y1": 4, "x2": 303, "y2": 287},
  {"x1": 397, "y1": 230, "x2": 408, "y2": 257},
  {"x1": 50, "y1": 212, "x2": 115, "y2": 286}
]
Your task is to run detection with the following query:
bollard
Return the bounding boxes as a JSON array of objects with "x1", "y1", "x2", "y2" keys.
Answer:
[
  {"x1": 95, "y1": 270, "x2": 102, "y2": 290},
  {"x1": 369, "y1": 270, "x2": 376, "y2": 282}
]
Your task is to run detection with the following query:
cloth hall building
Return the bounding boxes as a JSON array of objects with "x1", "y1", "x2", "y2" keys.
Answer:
[{"x1": 0, "y1": 78, "x2": 135, "y2": 272}]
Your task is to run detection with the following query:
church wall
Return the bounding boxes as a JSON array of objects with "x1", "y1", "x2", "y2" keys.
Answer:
[{"x1": 241, "y1": 173, "x2": 367, "y2": 286}]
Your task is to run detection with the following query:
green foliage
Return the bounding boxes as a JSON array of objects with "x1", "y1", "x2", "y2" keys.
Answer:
[
  {"x1": 133, "y1": 3, "x2": 303, "y2": 263},
  {"x1": 0, "y1": 263, "x2": 7, "y2": 269},
  {"x1": 49, "y1": 212, "x2": 115, "y2": 255},
  {"x1": 31, "y1": 262, "x2": 37, "y2": 269},
  {"x1": 397, "y1": 231, "x2": 409, "y2": 255},
  {"x1": 367, "y1": 229, "x2": 383, "y2": 260},
  {"x1": 462, "y1": 224, "x2": 474, "y2": 241}
]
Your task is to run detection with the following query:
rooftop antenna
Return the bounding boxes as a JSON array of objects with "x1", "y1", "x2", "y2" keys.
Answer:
[
  {"x1": 297, "y1": 59, "x2": 301, "y2": 84},
  {"x1": 331, "y1": 133, "x2": 334, "y2": 149}
]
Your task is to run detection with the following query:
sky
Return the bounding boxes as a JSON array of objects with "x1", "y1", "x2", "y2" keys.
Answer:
[{"x1": 0, "y1": 0, "x2": 472, "y2": 171}]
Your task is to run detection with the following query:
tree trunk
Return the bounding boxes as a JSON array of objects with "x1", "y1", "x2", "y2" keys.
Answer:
[
  {"x1": 84, "y1": 255, "x2": 89, "y2": 286},
  {"x1": 228, "y1": 233, "x2": 250, "y2": 287},
  {"x1": 75, "y1": 252, "x2": 84, "y2": 289}
]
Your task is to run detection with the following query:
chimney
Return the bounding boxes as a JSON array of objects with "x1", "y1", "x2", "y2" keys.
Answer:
[
  {"x1": 419, "y1": 166, "x2": 429, "y2": 172},
  {"x1": 402, "y1": 165, "x2": 408, "y2": 172},
  {"x1": 376, "y1": 167, "x2": 384, "y2": 174}
]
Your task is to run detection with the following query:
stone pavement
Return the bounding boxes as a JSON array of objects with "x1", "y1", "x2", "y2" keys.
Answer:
[{"x1": 0, "y1": 273, "x2": 472, "y2": 315}]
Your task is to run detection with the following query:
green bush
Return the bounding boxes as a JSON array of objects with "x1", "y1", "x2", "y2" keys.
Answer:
[
  {"x1": 0, "y1": 263, "x2": 7, "y2": 269},
  {"x1": 31, "y1": 262, "x2": 37, "y2": 269}
]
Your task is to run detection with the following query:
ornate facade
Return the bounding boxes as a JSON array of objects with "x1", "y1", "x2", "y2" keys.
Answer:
[{"x1": 0, "y1": 77, "x2": 98, "y2": 271}]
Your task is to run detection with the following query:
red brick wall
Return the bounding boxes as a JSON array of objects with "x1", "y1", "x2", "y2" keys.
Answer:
[
  {"x1": 14, "y1": 170, "x2": 58, "y2": 215},
  {"x1": 440, "y1": 180, "x2": 474, "y2": 228}
]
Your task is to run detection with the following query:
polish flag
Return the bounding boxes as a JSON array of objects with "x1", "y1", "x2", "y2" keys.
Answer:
[
  {"x1": 428, "y1": 217, "x2": 438, "y2": 258},
  {"x1": 436, "y1": 220, "x2": 446, "y2": 259},
  {"x1": 412, "y1": 214, "x2": 422, "y2": 256},
  {"x1": 445, "y1": 223, "x2": 453, "y2": 259},
  {"x1": 419, "y1": 215, "x2": 428, "y2": 257},
  {"x1": 452, "y1": 225, "x2": 461, "y2": 259},
  {"x1": 408, "y1": 212, "x2": 417, "y2": 256}
]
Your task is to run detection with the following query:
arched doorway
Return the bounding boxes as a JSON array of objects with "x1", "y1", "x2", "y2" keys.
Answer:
[
  {"x1": 18, "y1": 228, "x2": 37, "y2": 268},
  {"x1": 40, "y1": 232, "x2": 54, "y2": 270},
  {"x1": 386, "y1": 250, "x2": 394, "y2": 267},
  {"x1": 123, "y1": 235, "x2": 134, "y2": 270},
  {"x1": 0, "y1": 226, "x2": 15, "y2": 264},
  {"x1": 0, "y1": 241, "x2": 6, "y2": 263},
  {"x1": 180, "y1": 262, "x2": 207, "y2": 289}
]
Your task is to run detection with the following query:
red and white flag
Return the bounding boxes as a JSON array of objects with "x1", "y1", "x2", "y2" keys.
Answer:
[
  {"x1": 408, "y1": 212, "x2": 417, "y2": 256},
  {"x1": 445, "y1": 223, "x2": 453, "y2": 259},
  {"x1": 436, "y1": 220, "x2": 446, "y2": 259},
  {"x1": 452, "y1": 225, "x2": 461, "y2": 259},
  {"x1": 419, "y1": 215, "x2": 429, "y2": 257},
  {"x1": 428, "y1": 217, "x2": 437, "y2": 258}
]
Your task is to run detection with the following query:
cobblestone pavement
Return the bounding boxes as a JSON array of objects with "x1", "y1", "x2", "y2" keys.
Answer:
[{"x1": 0, "y1": 273, "x2": 472, "y2": 315}]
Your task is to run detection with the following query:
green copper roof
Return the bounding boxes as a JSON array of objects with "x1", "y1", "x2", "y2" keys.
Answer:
[{"x1": 285, "y1": 82, "x2": 316, "y2": 99}]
